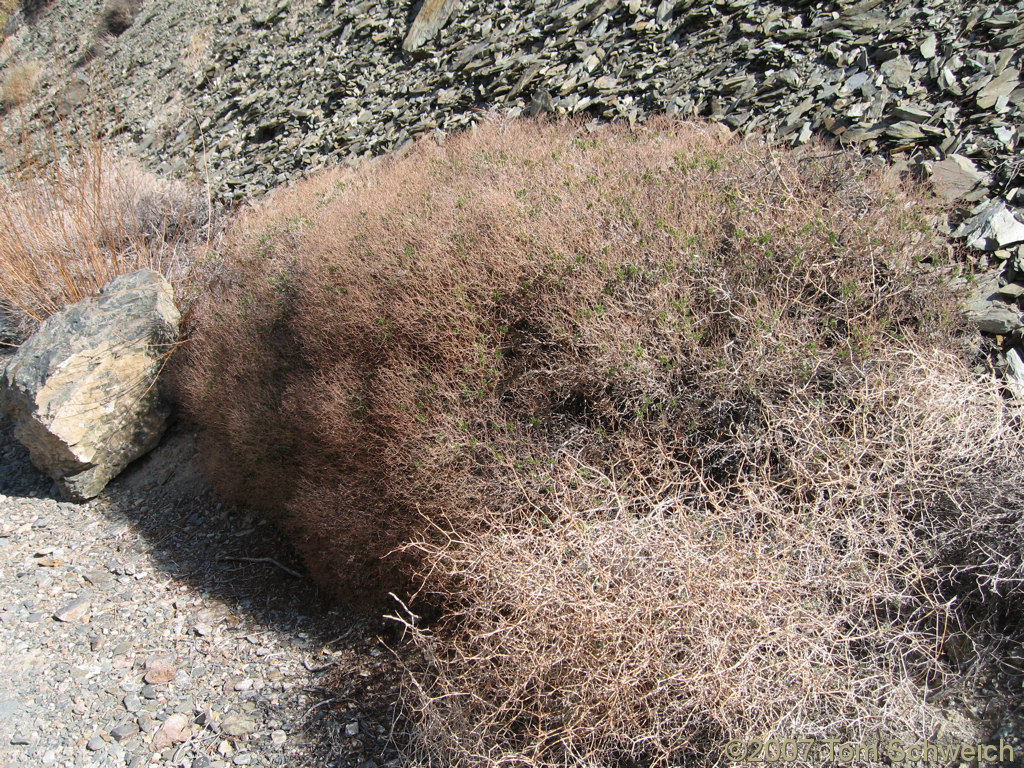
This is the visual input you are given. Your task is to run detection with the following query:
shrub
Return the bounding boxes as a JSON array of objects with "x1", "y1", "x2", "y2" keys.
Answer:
[
  {"x1": 2, "y1": 61, "x2": 40, "y2": 108},
  {"x1": 98, "y1": 0, "x2": 138, "y2": 37},
  {"x1": 177, "y1": 116, "x2": 1023, "y2": 765},
  {"x1": 0, "y1": 135, "x2": 211, "y2": 334}
]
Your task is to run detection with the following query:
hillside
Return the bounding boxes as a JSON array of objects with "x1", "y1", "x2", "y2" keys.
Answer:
[{"x1": 0, "y1": 0, "x2": 1020, "y2": 204}]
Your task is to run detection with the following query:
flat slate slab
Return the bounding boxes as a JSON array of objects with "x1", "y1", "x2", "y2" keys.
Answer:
[{"x1": 402, "y1": 0, "x2": 458, "y2": 52}]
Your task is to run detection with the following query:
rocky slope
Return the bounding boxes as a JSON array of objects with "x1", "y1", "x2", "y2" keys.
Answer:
[{"x1": 0, "y1": 0, "x2": 1020, "y2": 208}]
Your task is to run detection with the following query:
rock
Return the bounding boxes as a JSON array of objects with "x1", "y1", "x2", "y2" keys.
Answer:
[
  {"x1": 932, "y1": 155, "x2": 989, "y2": 203},
  {"x1": 919, "y1": 34, "x2": 937, "y2": 60},
  {"x1": 967, "y1": 301, "x2": 1022, "y2": 334},
  {"x1": 956, "y1": 201, "x2": 1024, "y2": 251},
  {"x1": 402, "y1": 0, "x2": 459, "y2": 53},
  {"x1": 995, "y1": 282, "x2": 1024, "y2": 300},
  {"x1": 123, "y1": 692, "x2": 142, "y2": 713},
  {"x1": 53, "y1": 596, "x2": 91, "y2": 623},
  {"x1": 143, "y1": 660, "x2": 177, "y2": 685},
  {"x1": 151, "y1": 713, "x2": 190, "y2": 751},
  {"x1": 110, "y1": 722, "x2": 139, "y2": 742},
  {"x1": 965, "y1": 274, "x2": 1022, "y2": 333},
  {"x1": 885, "y1": 121, "x2": 925, "y2": 140},
  {"x1": 880, "y1": 56, "x2": 912, "y2": 89},
  {"x1": 526, "y1": 89, "x2": 555, "y2": 116},
  {"x1": 219, "y1": 713, "x2": 258, "y2": 737},
  {"x1": 1005, "y1": 348, "x2": 1024, "y2": 399},
  {"x1": 0, "y1": 270, "x2": 180, "y2": 502},
  {"x1": 86, "y1": 734, "x2": 105, "y2": 751},
  {"x1": 232, "y1": 677, "x2": 253, "y2": 691},
  {"x1": 977, "y1": 68, "x2": 1019, "y2": 110}
]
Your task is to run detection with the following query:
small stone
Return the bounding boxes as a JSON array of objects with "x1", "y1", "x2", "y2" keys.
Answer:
[
  {"x1": 194, "y1": 622, "x2": 214, "y2": 637},
  {"x1": 1006, "y1": 348, "x2": 1024, "y2": 399},
  {"x1": 996, "y1": 282, "x2": 1024, "y2": 300},
  {"x1": 402, "y1": 0, "x2": 457, "y2": 52},
  {"x1": 113, "y1": 640, "x2": 132, "y2": 656},
  {"x1": 144, "y1": 660, "x2": 177, "y2": 685},
  {"x1": 219, "y1": 713, "x2": 258, "y2": 737},
  {"x1": 880, "y1": 56, "x2": 912, "y2": 88},
  {"x1": 53, "y1": 596, "x2": 91, "y2": 623},
  {"x1": 123, "y1": 692, "x2": 142, "y2": 712},
  {"x1": 140, "y1": 684, "x2": 158, "y2": 700},
  {"x1": 345, "y1": 721, "x2": 360, "y2": 737},
  {"x1": 233, "y1": 678, "x2": 253, "y2": 692},
  {"x1": 968, "y1": 303, "x2": 1022, "y2": 334},
  {"x1": 86, "y1": 735, "x2": 105, "y2": 751},
  {"x1": 920, "y1": 34, "x2": 937, "y2": 60},
  {"x1": 527, "y1": 89, "x2": 554, "y2": 116},
  {"x1": 111, "y1": 722, "x2": 139, "y2": 742},
  {"x1": 886, "y1": 121, "x2": 925, "y2": 141},
  {"x1": 151, "y1": 713, "x2": 190, "y2": 751},
  {"x1": 84, "y1": 570, "x2": 115, "y2": 590},
  {"x1": 271, "y1": 730, "x2": 286, "y2": 747}
]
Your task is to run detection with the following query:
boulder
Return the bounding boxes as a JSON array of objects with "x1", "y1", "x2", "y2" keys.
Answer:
[{"x1": 0, "y1": 270, "x2": 180, "y2": 501}]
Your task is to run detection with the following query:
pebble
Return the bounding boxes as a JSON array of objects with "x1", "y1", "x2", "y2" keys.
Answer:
[
  {"x1": 219, "y1": 713, "x2": 258, "y2": 737},
  {"x1": 143, "y1": 660, "x2": 177, "y2": 685},
  {"x1": 151, "y1": 713, "x2": 190, "y2": 750},
  {"x1": 111, "y1": 722, "x2": 139, "y2": 742},
  {"x1": 53, "y1": 596, "x2": 90, "y2": 623}
]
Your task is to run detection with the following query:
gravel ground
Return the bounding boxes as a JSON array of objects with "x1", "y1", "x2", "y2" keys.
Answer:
[{"x1": 0, "y1": 356, "x2": 407, "y2": 768}]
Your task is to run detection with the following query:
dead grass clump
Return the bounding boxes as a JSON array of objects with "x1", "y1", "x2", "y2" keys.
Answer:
[
  {"x1": 0, "y1": 139, "x2": 212, "y2": 335},
  {"x1": 177, "y1": 116, "x2": 1023, "y2": 764},
  {"x1": 2, "y1": 61, "x2": 40, "y2": 108}
]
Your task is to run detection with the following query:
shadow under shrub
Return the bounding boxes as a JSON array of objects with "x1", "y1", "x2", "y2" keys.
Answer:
[{"x1": 176, "y1": 117, "x2": 1024, "y2": 765}]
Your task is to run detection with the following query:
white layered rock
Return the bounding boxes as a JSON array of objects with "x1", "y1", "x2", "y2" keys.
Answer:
[{"x1": 0, "y1": 269, "x2": 180, "y2": 501}]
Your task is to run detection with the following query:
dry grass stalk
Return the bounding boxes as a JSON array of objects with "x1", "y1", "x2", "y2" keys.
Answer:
[{"x1": 0, "y1": 132, "x2": 210, "y2": 334}]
